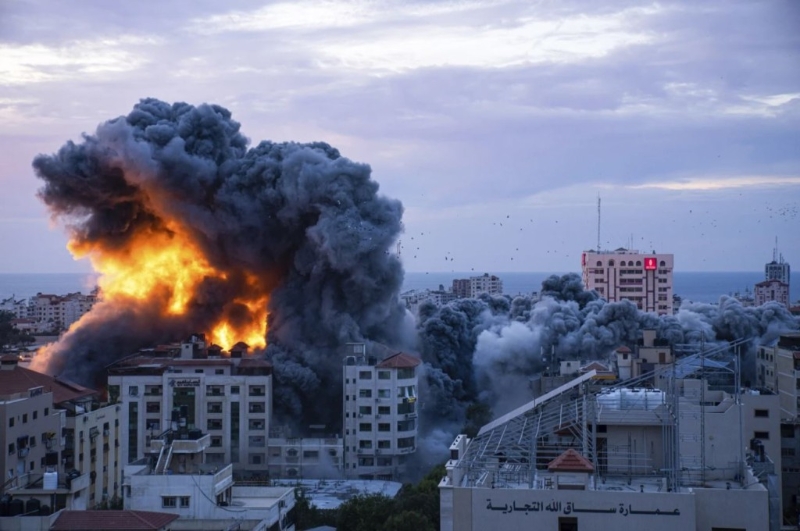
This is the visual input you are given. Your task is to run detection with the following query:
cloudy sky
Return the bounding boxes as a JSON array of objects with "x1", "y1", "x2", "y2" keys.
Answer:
[{"x1": 1, "y1": 0, "x2": 798, "y2": 274}]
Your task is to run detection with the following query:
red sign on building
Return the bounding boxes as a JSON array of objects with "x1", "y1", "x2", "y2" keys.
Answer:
[{"x1": 644, "y1": 257, "x2": 657, "y2": 271}]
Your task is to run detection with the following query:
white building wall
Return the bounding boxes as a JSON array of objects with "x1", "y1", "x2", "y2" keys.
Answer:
[{"x1": 109, "y1": 367, "x2": 271, "y2": 475}]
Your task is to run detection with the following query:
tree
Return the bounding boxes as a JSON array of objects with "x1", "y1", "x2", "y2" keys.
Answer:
[
  {"x1": 0, "y1": 311, "x2": 35, "y2": 349},
  {"x1": 384, "y1": 510, "x2": 436, "y2": 531},
  {"x1": 335, "y1": 493, "x2": 395, "y2": 531}
]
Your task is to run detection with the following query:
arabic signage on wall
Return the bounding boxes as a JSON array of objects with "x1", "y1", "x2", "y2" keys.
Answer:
[
  {"x1": 468, "y1": 488, "x2": 695, "y2": 531},
  {"x1": 169, "y1": 378, "x2": 201, "y2": 388}
]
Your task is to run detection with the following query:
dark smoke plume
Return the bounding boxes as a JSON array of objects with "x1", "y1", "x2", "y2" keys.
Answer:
[
  {"x1": 33, "y1": 99, "x2": 407, "y2": 426},
  {"x1": 417, "y1": 273, "x2": 799, "y2": 420}
]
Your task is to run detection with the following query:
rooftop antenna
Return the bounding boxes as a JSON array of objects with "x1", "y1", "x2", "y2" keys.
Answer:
[
  {"x1": 597, "y1": 195, "x2": 601, "y2": 253},
  {"x1": 773, "y1": 236, "x2": 778, "y2": 262}
]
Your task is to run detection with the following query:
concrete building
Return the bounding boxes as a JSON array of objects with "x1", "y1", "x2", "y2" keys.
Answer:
[
  {"x1": 754, "y1": 279, "x2": 790, "y2": 308},
  {"x1": 342, "y1": 343, "x2": 420, "y2": 480},
  {"x1": 267, "y1": 429, "x2": 344, "y2": 480},
  {"x1": 123, "y1": 433, "x2": 296, "y2": 531},
  {"x1": 440, "y1": 369, "x2": 778, "y2": 531},
  {"x1": 107, "y1": 336, "x2": 272, "y2": 479},
  {"x1": 452, "y1": 274, "x2": 503, "y2": 299},
  {"x1": 581, "y1": 248, "x2": 674, "y2": 315},
  {"x1": 765, "y1": 244, "x2": 791, "y2": 286},
  {"x1": 24, "y1": 292, "x2": 97, "y2": 333},
  {"x1": 0, "y1": 355, "x2": 122, "y2": 514}
]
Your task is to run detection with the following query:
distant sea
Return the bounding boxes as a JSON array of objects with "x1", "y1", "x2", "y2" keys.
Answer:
[{"x1": 0, "y1": 271, "x2": 798, "y2": 305}]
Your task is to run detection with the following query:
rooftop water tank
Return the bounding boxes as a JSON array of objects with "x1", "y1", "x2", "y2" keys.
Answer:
[{"x1": 43, "y1": 470, "x2": 58, "y2": 490}]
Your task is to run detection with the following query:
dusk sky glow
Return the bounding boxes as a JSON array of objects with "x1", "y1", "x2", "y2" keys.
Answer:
[{"x1": 1, "y1": 0, "x2": 798, "y2": 274}]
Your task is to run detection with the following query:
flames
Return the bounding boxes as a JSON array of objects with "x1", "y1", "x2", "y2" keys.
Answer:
[{"x1": 65, "y1": 220, "x2": 268, "y2": 351}]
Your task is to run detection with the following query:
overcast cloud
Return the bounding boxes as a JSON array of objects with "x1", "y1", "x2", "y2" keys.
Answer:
[{"x1": 1, "y1": 0, "x2": 798, "y2": 273}]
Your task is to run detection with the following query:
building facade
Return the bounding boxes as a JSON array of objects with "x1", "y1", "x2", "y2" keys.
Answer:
[
  {"x1": 107, "y1": 337, "x2": 272, "y2": 478},
  {"x1": 755, "y1": 279, "x2": 790, "y2": 308},
  {"x1": 581, "y1": 248, "x2": 674, "y2": 315},
  {"x1": 342, "y1": 343, "x2": 420, "y2": 480},
  {"x1": 452, "y1": 274, "x2": 504, "y2": 299},
  {"x1": 0, "y1": 355, "x2": 121, "y2": 513}
]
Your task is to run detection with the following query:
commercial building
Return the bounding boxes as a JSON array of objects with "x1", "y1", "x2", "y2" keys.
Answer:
[
  {"x1": 754, "y1": 279, "x2": 790, "y2": 308},
  {"x1": 581, "y1": 248, "x2": 674, "y2": 315},
  {"x1": 0, "y1": 355, "x2": 122, "y2": 514},
  {"x1": 342, "y1": 343, "x2": 420, "y2": 480},
  {"x1": 107, "y1": 336, "x2": 272, "y2": 478},
  {"x1": 267, "y1": 429, "x2": 344, "y2": 480},
  {"x1": 441, "y1": 346, "x2": 781, "y2": 531}
]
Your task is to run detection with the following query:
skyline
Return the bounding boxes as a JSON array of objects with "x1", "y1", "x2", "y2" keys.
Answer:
[{"x1": 1, "y1": 0, "x2": 798, "y2": 274}]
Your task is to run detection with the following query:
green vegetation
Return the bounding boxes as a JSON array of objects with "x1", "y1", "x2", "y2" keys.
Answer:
[
  {"x1": 294, "y1": 463, "x2": 446, "y2": 531},
  {"x1": 0, "y1": 311, "x2": 35, "y2": 349}
]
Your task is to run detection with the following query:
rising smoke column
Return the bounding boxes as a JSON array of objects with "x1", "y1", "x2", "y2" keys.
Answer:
[
  {"x1": 417, "y1": 273, "x2": 800, "y2": 421},
  {"x1": 33, "y1": 99, "x2": 407, "y2": 426}
]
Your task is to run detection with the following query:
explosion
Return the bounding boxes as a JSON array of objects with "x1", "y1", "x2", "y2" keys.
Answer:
[{"x1": 31, "y1": 99, "x2": 408, "y2": 426}]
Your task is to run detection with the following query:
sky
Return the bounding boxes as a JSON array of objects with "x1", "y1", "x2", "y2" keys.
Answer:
[{"x1": 0, "y1": 0, "x2": 798, "y2": 274}]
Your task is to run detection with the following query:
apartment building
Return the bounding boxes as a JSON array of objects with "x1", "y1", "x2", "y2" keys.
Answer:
[
  {"x1": 451, "y1": 274, "x2": 504, "y2": 299},
  {"x1": 266, "y1": 434, "x2": 344, "y2": 480},
  {"x1": 107, "y1": 336, "x2": 272, "y2": 478},
  {"x1": 581, "y1": 248, "x2": 674, "y2": 315},
  {"x1": 0, "y1": 355, "x2": 122, "y2": 513},
  {"x1": 754, "y1": 279, "x2": 790, "y2": 308},
  {"x1": 25, "y1": 292, "x2": 97, "y2": 333},
  {"x1": 342, "y1": 343, "x2": 420, "y2": 480}
]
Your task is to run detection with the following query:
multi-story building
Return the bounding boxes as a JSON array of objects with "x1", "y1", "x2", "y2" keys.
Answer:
[
  {"x1": 451, "y1": 274, "x2": 504, "y2": 299},
  {"x1": 440, "y1": 370, "x2": 778, "y2": 531},
  {"x1": 755, "y1": 279, "x2": 790, "y2": 308},
  {"x1": 766, "y1": 245, "x2": 791, "y2": 286},
  {"x1": 107, "y1": 336, "x2": 272, "y2": 479},
  {"x1": 0, "y1": 297, "x2": 29, "y2": 319},
  {"x1": 342, "y1": 343, "x2": 420, "y2": 480},
  {"x1": 25, "y1": 291, "x2": 97, "y2": 332},
  {"x1": 581, "y1": 248, "x2": 674, "y2": 315},
  {"x1": 0, "y1": 354, "x2": 122, "y2": 513},
  {"x1": 266, "y1": 431, "x2": 344, "y2": 480}
]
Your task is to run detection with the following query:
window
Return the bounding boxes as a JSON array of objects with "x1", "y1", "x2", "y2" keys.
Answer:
[
  {"x1": 378, "y1": 406, "x2": 391, "y2": 415},
  {"x1": 146, "y1": 402, "x2": 160, "y2": 413},
  {"x1": 8, "y1": 443, "x2": 14, "y2": 455},
  {"x1": 359, "y1": 389, "x2": 372, "y2": 398},
  {"x1": 249, "y1": 386, "x2": 265, "y2": 396},
  {"x1": 303, "y1": 450, "x2": 319, "y2": 459},
  {"x1": 8, "y1": 418, "x2": 13, "y2": 428},
  {"x1": 129, "y1": 386, "x2": 139, "y2": 396},
  {"x1": 398, "y1": 368, "x2": 415, "y2": 379},
  {"x1": 33, "y1": 411, "x2": 38, "y2": 420},
  {"x1": 377, "y1": 389, "x2": 390, "y2": 399},
  {"x1": 359, "y1": 406, "x2": 372, "y2": 415},
  {"x1": 397, "y1": 419, "x2": 415, "y2": 432},
  {"x1": 754, "y1": 431, "x2": 770, "y2": 440},
  {"x1": 22, "y1": 414, "x2": 27, "y2": 423},
  {"x1": 359, "y1": 440, "x2": 373, "y2": 449},
  {"x1": 231, "y1": 386, "x2": 240, "y2": 394},
  {"x1": 211, "y1": 436, "x2": 222, "y2": 447},
  {"x1": 378, "y1": 423, "x2": 391, "y2": 432},
  {"x1": 215, "y1": 369, "x2": 224, "y2": 375},
  {"x1": 249, "y1": 402, "x2": 265, "y2": 413},
  {"x1": 377, "y1": 457, "x2": 392, "y2": 466},
  {"x1": 195, "y1": 369, "x2": 204, "y2": 374},
  {"x1": 359, "y1": 423, "x2": 372, "y2": 432},
  {"x1": 378, "y1": 371, "x2": 391, "y2": 380},
  {"x1": 378, "y1": 440, "x2": 391, "y2": 449},
  {"x1": 359, "y1": 371, "x2": 372, "y2": 380},
  {"x1": 248, "y1": 419, "x2": 265, "y2": 430},
  {"x1": 249, "y1": 436, "x2": 265, "y2": 447},
  {"x1": 397, "y1": 436, "x2": 415, "y2": 449},
  {"x1": 207, "y1": 419, "x2": 223, "y2": 430},
  {"x1": 249, "y1": 454, "x2": 264, "y2": 465},
  {"x1": 397, "y1": 401, "x2": 415, "y2": 415},
  {"x1": 783, "y1": 448, "x2": 796, "y2": 457},
  {"x1": 162, "y1": 496, "x2": 177, "y2": 508},
  {"x1": 782, "y1": 425, "x2": 794, "y2": 438},
  {"x1": 754, "y1": 409, "x2": 769, "y2": 418},
  {"x1": 208, "y1": 402, "x2": 223, "y2": 414},
  {"x1": 179, "y1": 496, "x2": 190, "y2": 508},
  {"x1": 358, "y1": 457, "x2": 374, "y2": 467}
]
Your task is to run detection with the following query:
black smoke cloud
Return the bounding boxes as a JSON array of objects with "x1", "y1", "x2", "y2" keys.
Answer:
[
  {"x1": 417, "y1": 273, "x2": 799, "y2": 420},
  {"x1": 33, "y1": 98, "x2": 407, "y2": 426}
]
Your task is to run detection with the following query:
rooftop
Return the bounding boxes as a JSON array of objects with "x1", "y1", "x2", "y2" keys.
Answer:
[
  {"x1": 51, "y1": 510, "x2": 178, "y2": 531},
  {"x1": 272, "y1": 479, "x2": 403, "y2": 510},
  {"x1": 0, "y1": 360, "x2": 96, "y2": 403},
  {"x1": 376, "y1": 351, "x2": 422, "y2": 369}
]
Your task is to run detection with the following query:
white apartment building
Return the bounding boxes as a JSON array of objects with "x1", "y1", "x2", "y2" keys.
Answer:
[
  {"x1": 342, "y1": 343, "x2": 420, "y2": 480},
  {"x1": 25, "y1": 292, "x2": 96, "y2": 333},
  {"x1": 754, "y1": 279, "x2": 790, "y2": 308},
  {"x1": 107, "y1": 336, "x2": 272, "y2": 479},
  {"x1": 469, "y1": 274, "x2": 503, "y2": 298},
  {"x1": 123, "y1": 436, "x2": 296, "y2": 531},
  {"x1": 581, "y1": 248, "x2": 674, "y2": 315}
]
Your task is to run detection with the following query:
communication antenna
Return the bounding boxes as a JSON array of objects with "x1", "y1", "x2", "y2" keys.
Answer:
[
  {"x1": 597, "y1": 195, "x2": 601, "y2": 253},
  {"x1": 396, "y1": 239, "x2": 402, "y2": 258},
  {"x1": 773, "y1": 236, "x2": 777, "y2": 262}
]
